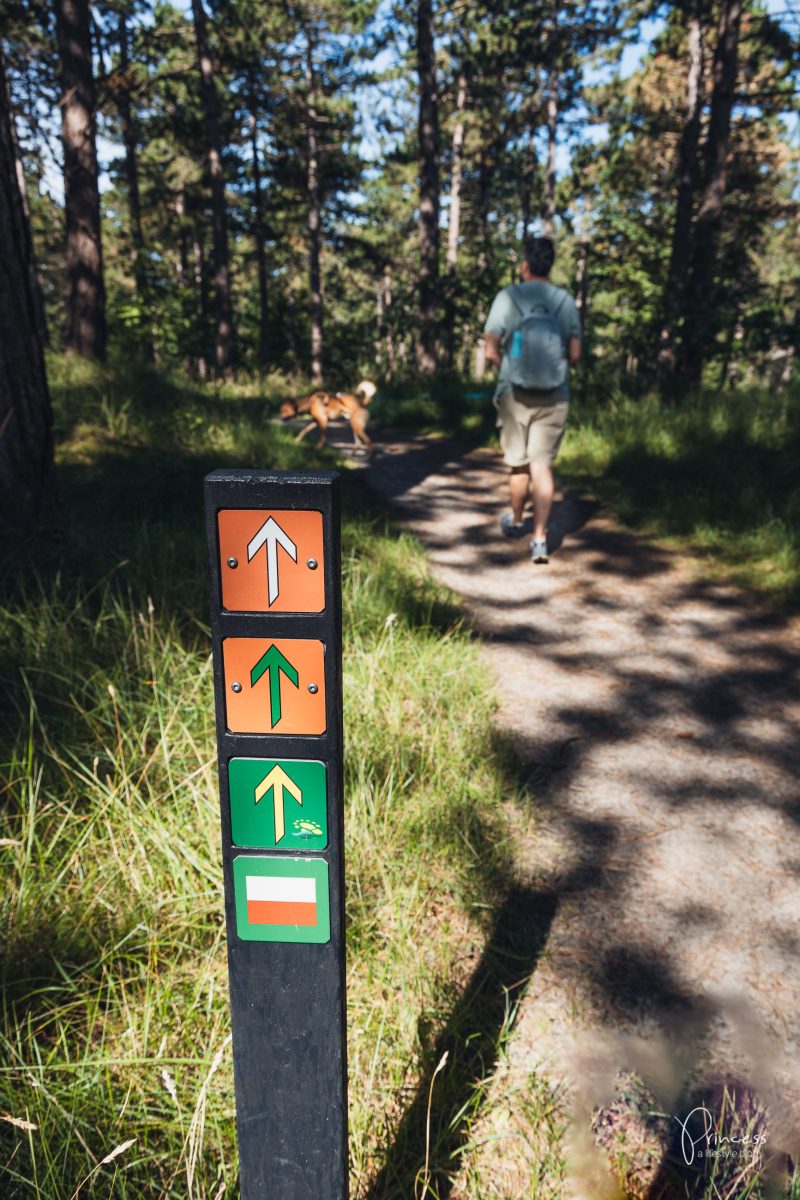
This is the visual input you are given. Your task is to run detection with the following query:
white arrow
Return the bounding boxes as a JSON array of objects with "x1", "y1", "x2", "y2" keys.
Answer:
[{"x1": 247, "y1": 516, "x2": 297, "y2": 606}]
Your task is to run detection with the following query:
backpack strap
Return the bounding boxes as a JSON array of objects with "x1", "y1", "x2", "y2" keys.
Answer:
[
  {"x1": 508, "y1": 285, "x2": 536, "y2": 320},
  {"x1": 550, "y1": 285, "x2": 568, "y2": 318}
]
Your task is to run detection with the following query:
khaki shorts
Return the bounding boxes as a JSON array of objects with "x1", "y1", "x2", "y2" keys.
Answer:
[{"x1": 495, "y1": 387, "x2": 569, "y2": 468}]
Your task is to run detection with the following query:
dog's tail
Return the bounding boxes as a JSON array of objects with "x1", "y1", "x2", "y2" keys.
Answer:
[{"x1": 355, "y1": 380, "x2": 377, "y2": 406}]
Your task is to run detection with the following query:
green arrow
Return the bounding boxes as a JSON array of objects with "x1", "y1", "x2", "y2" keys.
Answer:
[{"x1": 250, "y1": 644, "x2": 299, "y2": 728}]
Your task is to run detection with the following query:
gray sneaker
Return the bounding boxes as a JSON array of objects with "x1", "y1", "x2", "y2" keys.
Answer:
[
  {"x1": 500, "y1": 513, "x2": 528, "y2": 539},
  {"x1": 530, "y1": 537, "x2": 549, "y2": 564}
]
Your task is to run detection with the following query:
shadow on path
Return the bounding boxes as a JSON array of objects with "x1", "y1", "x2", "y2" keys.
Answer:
[{"x1": 360, "y1": 433, "x2": 800, "y2": 1193}]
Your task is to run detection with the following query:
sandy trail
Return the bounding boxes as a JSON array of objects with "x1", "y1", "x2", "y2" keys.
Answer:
[{"x1": 360, "y1": 432, "x2": 800, "y2": 1195}]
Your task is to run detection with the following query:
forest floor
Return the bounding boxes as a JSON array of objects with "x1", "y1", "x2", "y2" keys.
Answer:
[{"x1": 342, "y1": 425, "x2": 800, "y2": 1197}]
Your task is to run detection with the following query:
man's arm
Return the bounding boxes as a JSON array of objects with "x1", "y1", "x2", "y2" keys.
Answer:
[
  {"x1": 485, "y1": 332, "x2": 502, "y2": 367},
  {"x1": 568, "y1": 335, "x2": 581, "y2": 367},
  {"x1": 483, "y1": 289, "x2": 510, "y2": 367}
]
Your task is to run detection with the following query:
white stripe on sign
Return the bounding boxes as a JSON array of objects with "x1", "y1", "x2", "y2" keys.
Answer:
[{"x1": 245, "y1": 874, "x2": 316, "y2": 904}]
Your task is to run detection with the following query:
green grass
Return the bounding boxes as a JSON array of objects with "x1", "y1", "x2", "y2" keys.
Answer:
[
  {"x1": 560, "y1": 386, "x2": 800, "y2": 607},
  {"x1": 370, "y1": 376, "x2": 499, "y2": 444},
  {"x1": 0, "y1": 358, "x2": 557, "y2": 1198}
]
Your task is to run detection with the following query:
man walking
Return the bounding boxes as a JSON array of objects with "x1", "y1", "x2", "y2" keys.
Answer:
[{"x1": 484, "y1": 236, "x2": 582, "y2": 563}]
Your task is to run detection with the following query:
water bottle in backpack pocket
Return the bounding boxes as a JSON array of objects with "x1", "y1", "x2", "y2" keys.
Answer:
[{"x1": 508, "y1": 287, "x2": 568, "y2": 392}]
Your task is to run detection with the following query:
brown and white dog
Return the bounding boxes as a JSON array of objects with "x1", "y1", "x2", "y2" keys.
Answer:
[{"x1": 280, "y1": 380, "x2": 377, "y2": 452}]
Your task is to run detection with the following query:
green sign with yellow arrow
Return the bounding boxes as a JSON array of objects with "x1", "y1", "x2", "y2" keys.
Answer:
[{"x1": 228, "y1": 758, "x2": 327, "y2": 851}]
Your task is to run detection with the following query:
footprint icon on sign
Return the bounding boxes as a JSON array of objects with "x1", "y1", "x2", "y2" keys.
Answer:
[{"x1": 292, "y1": 819, "x2": 323, "y2": 839}]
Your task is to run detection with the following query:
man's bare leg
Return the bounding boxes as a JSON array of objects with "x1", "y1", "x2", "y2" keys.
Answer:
[
  {"x1": 509, "y1": 467, "x2": 530, "y2": 523},
  {"x1": 530, "y1": 461, "x2": 554, "y2": 541}
]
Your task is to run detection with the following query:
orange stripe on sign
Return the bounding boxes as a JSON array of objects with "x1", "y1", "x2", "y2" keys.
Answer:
[{"x1": 247, "y1": 899, "x2": 317, "y2": 926}]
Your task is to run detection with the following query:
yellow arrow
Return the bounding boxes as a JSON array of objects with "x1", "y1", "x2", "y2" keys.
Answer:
[{"x1": 254, "y1": 765, "x2": 303, "y2": 844}]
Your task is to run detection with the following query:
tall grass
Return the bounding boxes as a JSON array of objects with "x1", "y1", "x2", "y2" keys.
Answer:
[
  {"x1": 560, "y1": 386, "x2": 800, "y2": 605},
  {"x1": 1, "y1": 359, "x2": 542, "y2": 1198}
]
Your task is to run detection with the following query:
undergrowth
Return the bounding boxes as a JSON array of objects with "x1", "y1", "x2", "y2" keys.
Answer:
[{"x1": 560, "y1": 386, "x2": 800, "y2": 608}]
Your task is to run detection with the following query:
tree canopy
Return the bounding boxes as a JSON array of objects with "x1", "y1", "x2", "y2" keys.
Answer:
[{"x1": 1, "y1": 0, "x2": 798, "y2": 392}]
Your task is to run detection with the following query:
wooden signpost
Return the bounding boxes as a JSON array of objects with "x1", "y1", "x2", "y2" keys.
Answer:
[{"x1": 204, "y1": 469, "x2": 348, "y2": 1200}]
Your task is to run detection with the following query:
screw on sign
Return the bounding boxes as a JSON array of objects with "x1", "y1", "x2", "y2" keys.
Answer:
[{"x1": 205, "y1": 470, "x2": 347, "y2": 1200}]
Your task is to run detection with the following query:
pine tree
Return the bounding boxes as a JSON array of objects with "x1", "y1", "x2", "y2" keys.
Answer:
[
  {"x1": 658, "y1": 0, "x2": 707, "y2": 382},
  {"x1": 0, "y1": 42, "x2": 56, "y2": 529},
  {"x1": 191, "y1": 0, "x2": 235, "y2": 373},
  {"x1": 680, "y1": 0, "x2": 743, "y2": 387},
  {"x1": 54, "y1": 0, "x2": 107, "y2": 358},
  {"x1": 416, "y1": 0, "x2": 439, "y2": 374}
]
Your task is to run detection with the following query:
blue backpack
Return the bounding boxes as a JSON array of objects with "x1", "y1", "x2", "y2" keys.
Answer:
[{"x1": 507, "y1": 285, "x2": 568, "y2": 392}]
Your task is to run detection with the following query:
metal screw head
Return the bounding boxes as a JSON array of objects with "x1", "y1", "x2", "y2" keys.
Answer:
[
  {"x1": 307, "y1": 683, "x2": 318, "y2": 694},
  {"x1": 231, "y1": 682, "x2": 242, "y2": 693},
  {"x1": 306, "y1": 557, "x2": 318, "y2": 570},
  {"x1": 227, "y1": 557, "x2": 238, "y2": 569}
]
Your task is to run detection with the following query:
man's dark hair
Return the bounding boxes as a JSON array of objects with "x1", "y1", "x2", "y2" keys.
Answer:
[{"x1": 523, "y1": 236, "x2": 555, "y2": 277}]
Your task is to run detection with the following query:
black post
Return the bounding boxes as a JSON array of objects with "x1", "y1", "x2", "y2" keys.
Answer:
[{"x1": 204, "y1": 469, "x2": 348, "y2": 1200}]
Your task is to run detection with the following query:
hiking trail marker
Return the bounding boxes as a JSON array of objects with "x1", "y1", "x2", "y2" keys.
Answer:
[
  {"x1": 218, "y1": 508, "x2": 325, "y2": 613},
  {"x1": 205, "y1": 470, "x2": 347, "y2": 1200}
]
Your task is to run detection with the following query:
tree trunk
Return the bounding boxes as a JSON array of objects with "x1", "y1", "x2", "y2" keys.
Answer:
[
  {"x1": 521, "y1": 126, "x2": 537, "y2": 238},
  {"x1": 416, "y1": 0, "x2": 439, "y2": 375},
  {"x1": 248, "y1": 74, "x2": 269, "y2": 376},
  {"x1": 176, "y1": 191, "x2": 188, "y2": 288},
  {"x1": 658, "y1": 4, "x2": 705, "y2": 380},
  {"x1": 682, "y1": 0, "x2": 743, "y2": 389},
  {"x1": 780, "y1": 345, "x2": 794, "y2": 389},
  {"x1": 443, "y1": 72, "x2": 466, "y2": 371},
  {"x1": 543, "y1": 70, "x2": 557, "y2": 236},
  {"x1": 54, "y1": 0, "x2": 106, "y2": 359},
  {"x1": 6, "y1": 80, "x2": 48, "y2": 347},
  {"x1": 374, "y1": 279, "x2": 383, "y2": 370},
  {"x1": 117, "y1": 12, "x2": 153, "y2": 363},
  {"x1": 474, "y1": 336, "x2": 486, "y2": 381},
  {"x1": 473, "y1": 144, "x2": 496, "y2": 381},
  {"x1": 575, "y1": 235, "x2": 590, "y2": 399},
  {"x1": 304, "y1": 33, "x2": 323, "y2": 387},
  {"x1": 0, "y1": 43, "x2": 56, "y2": 530},
  {"x1": 193, "y1": 225, "x2": 208, "y2": 382},
  {"x1": 575, "y1": 238, "x2": 589, "y2": 318},
  {"x1": 175, "y1": 190, "x2": 191, "y2": 373},
  {"x1": 477, "y1": 147, "x2": 494, "y2": 273},
  {"x1": 191, "y1": 0, "x2": 234, "y2": 375},
  {"x1": 381, "y1": 265, "x2": 395, "y2": 377},
  {"x1": 286, "y1": 288, "x2": 301, "y2": 375}
]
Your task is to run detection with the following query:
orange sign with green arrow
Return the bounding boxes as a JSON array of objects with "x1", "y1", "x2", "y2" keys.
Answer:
[{"x1": 222, "y1": 638, "x2": 326, "y2": 734}]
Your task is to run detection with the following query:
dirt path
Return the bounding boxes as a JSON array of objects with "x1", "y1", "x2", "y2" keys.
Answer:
[{"x1": 360, "y1": 433, "x2": 800, "y2": 1196}]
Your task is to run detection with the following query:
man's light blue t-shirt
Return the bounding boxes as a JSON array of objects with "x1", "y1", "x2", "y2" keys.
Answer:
[{"x1": 484, "y1": 281, "x2": 581, "y2": 400}]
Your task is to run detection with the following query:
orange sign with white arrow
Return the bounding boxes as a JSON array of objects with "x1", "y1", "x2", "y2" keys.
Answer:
[{"x1": 218, "y1": 509, "x2": 324, "y2": 613}]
